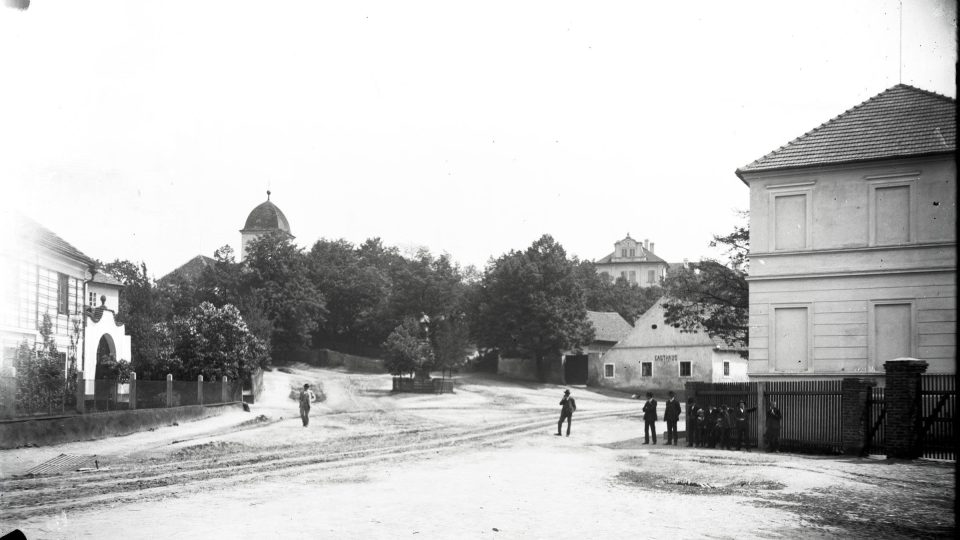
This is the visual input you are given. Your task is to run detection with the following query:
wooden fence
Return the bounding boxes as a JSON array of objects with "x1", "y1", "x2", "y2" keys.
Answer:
[
  {"x1": 765, "y1": 380, "x2": 843, "y2": 454},
  {"x1": 919, "y1": 374, "x2": 956, "y2": 460},
  {"x1": 688, "y1": 380, "x2": 843, "y2": 454}
]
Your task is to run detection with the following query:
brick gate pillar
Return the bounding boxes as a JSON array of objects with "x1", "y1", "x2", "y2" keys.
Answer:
[
  {"x1": 841, "y1": 377, "x2": 876, "y2": 455},
  {"x1": 883, "y1": 358, "x2": 928, "y2": 459},
  {"x1": 166, "y1": 374, "x2": 173, "y2": 408}
]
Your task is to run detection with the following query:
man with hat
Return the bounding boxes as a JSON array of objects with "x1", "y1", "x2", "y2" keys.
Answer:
[
  {"x1": 641, "y1": 391, "x2": 658, "y2": 444},
  {"x1": 664, "y1": 391, "x2": 681, "y2": 445},
  {"x1": 557, "y1": 389, "x2": 577, "y2": 436}
]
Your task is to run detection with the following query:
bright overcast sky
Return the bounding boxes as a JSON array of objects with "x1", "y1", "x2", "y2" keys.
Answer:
[{"x1": 1, "y1": 0, "x2": 956, "y2": 278}]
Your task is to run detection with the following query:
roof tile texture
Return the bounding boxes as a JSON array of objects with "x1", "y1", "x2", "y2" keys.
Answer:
[{"x1": 738, "y1": 84, "x2": 956, "y2": 175}]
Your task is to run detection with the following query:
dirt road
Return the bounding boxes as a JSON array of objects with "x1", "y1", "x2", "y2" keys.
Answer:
[{"x1": 1, "y1": 367, "x2": 954, "y2": 539}]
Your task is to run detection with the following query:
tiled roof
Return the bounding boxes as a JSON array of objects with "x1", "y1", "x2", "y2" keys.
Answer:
[
  {"x1": 15, "y1": 214, "x2": 97, "y2": 267},
  {"x1": 737, "y1": 84, "x2": 956, "y2": 177},
  {"x1": 91, "y1": 272, "x2": 124, "y2": 287},
  {"x1": 595, "y1": 250, "x2": 667, "y2": 265},
  {"x1": 160, "y1": 254, "x2": 217, "y2": 283},
  {"x1": 586, "y1": 311, "x2": 633, "y2": 343}
]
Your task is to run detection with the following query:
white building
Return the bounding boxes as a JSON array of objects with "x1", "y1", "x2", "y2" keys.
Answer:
[
  {"x1": 737, "y1": 84, "x2": 956, "y2": 378},
  {"x1": 1, "y1": 214, "x2": 131, "y2": 382},
  {"x1": 594, "y1": 234, "x2": 668, "y2": 287}
]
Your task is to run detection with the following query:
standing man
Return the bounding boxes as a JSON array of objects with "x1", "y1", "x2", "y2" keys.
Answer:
[
  {"x1": 641, "y1": 391, "x2": 658, "y2": 445},
  {"x1": 299, "y1": 383, "x2": 314, "y2": 427},
  {"x1": 765, "y1": 400, "x2": 783, "y2": 452},
  {"x1": 686, "y1": 397, "x2": 701, "y2": 447},
  {"x1": 557, "y1": 389, "x2": 576, "y2": 436},
  {"x1": 733, "y1": 400, "x2": 756, "y2": 451},
  {"x1": 664, "y1": 391, "x2": 681, "y2": 445}
]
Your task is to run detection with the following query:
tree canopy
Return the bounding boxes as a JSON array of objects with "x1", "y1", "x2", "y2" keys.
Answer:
[
  {"x1": 661, "y1": 215, "x2": 749, "y2": 350},
  {"x1": 471, "y1": 234, "x2": 594, "y2": 380}
]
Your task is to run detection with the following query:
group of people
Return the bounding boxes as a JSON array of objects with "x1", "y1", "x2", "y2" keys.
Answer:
[{"x1": 557, "y1": 389, "x2": 784, "y2": 452}]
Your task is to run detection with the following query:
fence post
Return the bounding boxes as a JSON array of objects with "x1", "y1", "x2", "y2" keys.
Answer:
[
  {"x1": 840, "y1": 377, "x2": 875, "y2": 455},
  {"x1": 756, "y1": 382, "x2": 766, "y2": 450},
  {"x1": 166, "y1": 374, "x2": 173, "y2": 408},
  {"x1": 883, "y1": 358, "x2": 928, "y2": 459},
  {"x1": 198, "y1": 374, "x2": 204, "y2": 406},
  {"x1": 222, "y1": 376, "x2": 228, "y2": 403},
  {"x1": 130, "y1": 371, "x2": 137, "y2": 411},
  {"x1": 75, "y1": 371, "x2": 85, "y2": 414}
]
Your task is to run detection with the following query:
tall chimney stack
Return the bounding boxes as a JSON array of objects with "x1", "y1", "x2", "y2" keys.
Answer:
[
  {"x1": 644, "y1": 238, "x2": 649, "y2": 250},
  {"x1": 650, "y1": 242, "x2": 655, "y2": 254}
]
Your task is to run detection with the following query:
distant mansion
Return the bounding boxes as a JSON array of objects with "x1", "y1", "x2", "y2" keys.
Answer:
[
  {"x1": 738, "y1": 84, "x2": 956, "y2": 378},
  {"x1": 594, "y1": 235, "x2": 668, "y2": 287}
]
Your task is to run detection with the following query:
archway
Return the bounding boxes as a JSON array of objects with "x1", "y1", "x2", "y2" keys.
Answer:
[{"x1": 94, "y1": 334, "x2": 117, "y2": 380}]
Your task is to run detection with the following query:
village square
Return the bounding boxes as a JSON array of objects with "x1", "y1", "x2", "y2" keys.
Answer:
[{"x1": 0, "y1": 1, "x2": 956, "y2": 539}]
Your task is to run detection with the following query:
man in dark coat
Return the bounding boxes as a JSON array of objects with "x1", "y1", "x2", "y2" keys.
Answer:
[
  {"x1": 717, "y1": 405, "x2": 732, "y2": 449},
  {"x1": 641, "y1": 391, "x2": 658, "y2": 444},
  {"x1": 733, "y1": 400, "x2": 757, "y2": 450},
  {"x1": 664, "y1": 391, "x2": 681, "y2": 445},
  {"x1": 765, "y1": 400, "x2": 783, "y2": 452},
  {"x1": 696, "y1": 407, "x2": 708, "y2": 447},
  {"x1": 686, "y1": 397, "x2": 701, "y2": 447},
  {"x1": 557, "y1": 389, "x2": 576, "y2": 436}
]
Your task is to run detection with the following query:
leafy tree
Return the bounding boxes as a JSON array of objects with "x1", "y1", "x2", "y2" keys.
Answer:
[
  {"x1": 576, "y1": 261, "x2": 663, "y2": 323},
  {"x1": 427, "y1": 315, "x2": 472, "y2": 376},
  {"x1": 100, "y1": 260, "x2": 167, "y2": 366},
  {"x1": 14, "y1": 314, "x2": 72, "y2": 414},
  {"x1": 661, "y1": 215, "x2": 749, "y2": 350},
  {"x1": 170, "y1": 302, "x2": 268, "y2": 381},
  {"x1": 471, "y1": 235, "x2": 595, "y2": 381},
  {"x1": 383, "y1": 317, "x2": 433, "y2": 377}
]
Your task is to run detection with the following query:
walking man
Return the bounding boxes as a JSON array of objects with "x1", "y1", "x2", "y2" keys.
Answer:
[
  {"x1": 299, "y1": 383, "x2": 314, "y2": 427},
  {"x1": 557, "y1": 389, "x2": 576, "y2": 436},
  {"x1": 664, "y1": 391, "x2": 681, "y2": 445},
  {"x1": 765, "y1": 400, "x2": 783, "y2": 452},
  {"x1": 641, "y1": 391, "x2": 658, "y2": 444}
]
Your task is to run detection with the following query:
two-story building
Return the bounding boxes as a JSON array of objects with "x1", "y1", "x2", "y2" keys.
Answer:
[
  {"x1": 737, "y1": 84, "x2": 956, "y2": 379},
  {"x1": 594, "y1": 234, "x2": 668, "y2": 287}
]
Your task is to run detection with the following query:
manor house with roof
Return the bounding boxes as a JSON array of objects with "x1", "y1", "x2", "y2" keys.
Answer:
[{"x1": 594, "y1": 235, "x2": 668, "y2": 287}]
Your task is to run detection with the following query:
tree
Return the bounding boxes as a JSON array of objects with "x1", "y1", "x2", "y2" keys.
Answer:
[
  {"x1": 427, "y1": 316, "x2": 472, "y2": 376},
  {"x1": 471, "y1": 235, "x2": 595, "y2": 381},
  {"x1": 170, "y1": 302, "x2": 268, "y2": 381},
  {"x1": 576, "y1": 261, "x2": 663, "y2": 323},
  {"x1": 383, "y1": 317, "x2": 433, "y2": 377},
  {"x1": 14, "y1": 314, "x2": 72, "y2": 414},
  {"x1": 661, "y1": 215, "x2": 749, "y2": 350}
]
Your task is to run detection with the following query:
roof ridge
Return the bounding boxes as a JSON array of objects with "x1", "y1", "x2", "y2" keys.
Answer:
[
  {"x1": 895, "y1": 83, "x2": 957, "y2": 104},
  {"x1": 738, "y1": 87, "x2": 897, "y2": 172}
]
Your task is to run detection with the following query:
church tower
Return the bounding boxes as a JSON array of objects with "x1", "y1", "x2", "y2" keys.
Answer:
[{"x1": 240, "y1": 191, "x2": 294, "y2": 261}]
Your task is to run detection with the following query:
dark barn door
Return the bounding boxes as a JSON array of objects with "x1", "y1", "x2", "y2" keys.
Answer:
[{"x1": 564, "y1": 355, "x2": 588, "y2": 385}]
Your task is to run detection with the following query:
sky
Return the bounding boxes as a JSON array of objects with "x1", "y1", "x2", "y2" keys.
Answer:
[{"x1": 1, "y1": 0, "x2": 956, "y2": 278}]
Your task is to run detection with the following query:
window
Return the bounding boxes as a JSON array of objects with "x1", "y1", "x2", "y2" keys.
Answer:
[
  {"x1": 773, "y1": 306, "x2": 810, "y2": 372},
  {"x1": 57, "y1": 273, "x2": 69, "y2": 314},
  {"x1": 628, "y1": 271, "x2": 636, "y2": 282},
  {"x1": 88, "y1": 291, "x2": 98, "y2": 307},
  {"x1": 679, "y1": 361, "x2": 691, "y2": 377},
  {"x1": 604, "y1": 363, "x2": 615, "y2": 378},
  {"x1": 641, "y1": 362, "x2": 652, "y2": 377},
  {"x1": 874, "y1": 185, "x2": 911, "y2": 245},
  {"x1": 621, "y1": 249, "x2": 627, "y2": 257},
  {"x1": 628, "y1": 248, "x2": 635, "y2": 257},
  {"x1": 774, "y1": 194, "x2": 807, "y2": 250},
  {"x1": 620, "y1": 271, "x2": 627, "y2": 280},
  {"x1": 647, "y1": 270, "x2": 655, "y2": 284},
  {"x1": 872, "y1": 301, "x2": 914, "y2": 370},
  {"x1": 723, "y1": 361, "x2": 730, "y2": 376}
]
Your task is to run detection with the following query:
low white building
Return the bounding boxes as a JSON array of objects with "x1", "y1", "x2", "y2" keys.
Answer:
[{"x1": 592, "y1": 302, "x2": 747, "y2": 394}]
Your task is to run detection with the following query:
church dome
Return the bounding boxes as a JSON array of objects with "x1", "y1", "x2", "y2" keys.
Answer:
[{"x1": 241, "y1": 191, "x2": 291, "y2": 234}]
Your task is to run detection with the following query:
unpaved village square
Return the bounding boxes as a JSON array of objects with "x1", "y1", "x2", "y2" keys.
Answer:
[{"x1": 1, "y1": 367, "x2": 954, "y2": 539}]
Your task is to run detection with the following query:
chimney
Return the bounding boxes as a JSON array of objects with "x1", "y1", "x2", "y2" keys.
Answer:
[
  {"x1": 650, "y1": 242, "x2": 655, "y2": 254},
  {"x1": 644, "y1": 238, "x2": 649, "y2": 250}
]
